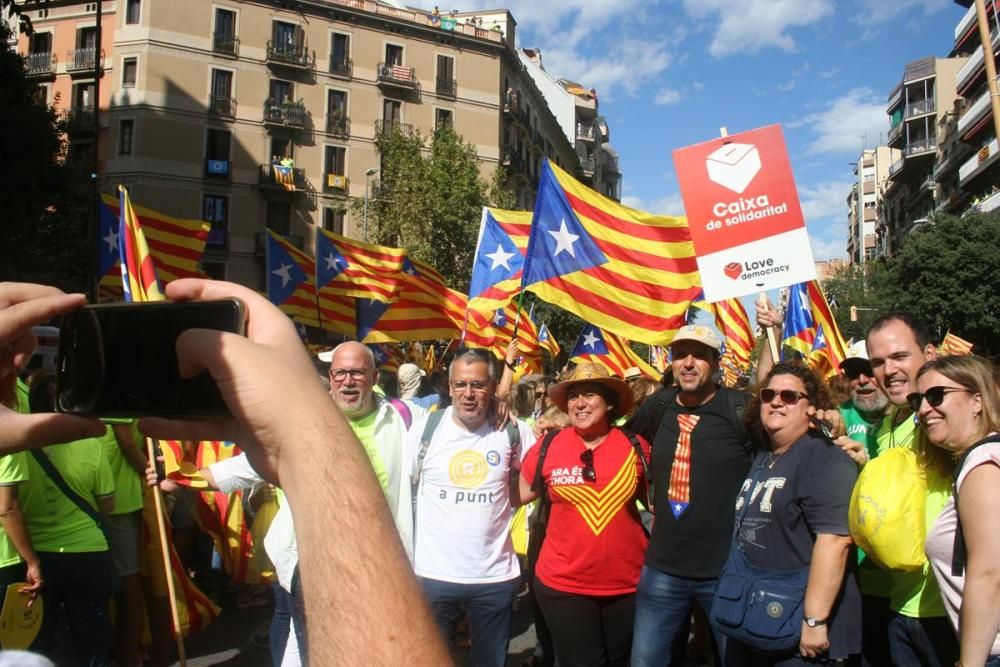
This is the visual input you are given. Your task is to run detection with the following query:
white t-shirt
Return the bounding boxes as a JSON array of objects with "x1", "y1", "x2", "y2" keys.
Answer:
[{"x1": 409, "y1": 409, "x2": 534, "y2": 583}]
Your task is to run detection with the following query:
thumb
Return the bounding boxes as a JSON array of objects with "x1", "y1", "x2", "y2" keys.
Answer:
[{"x1": 1, "y1": 413, "x2": 105, "y2": 454}]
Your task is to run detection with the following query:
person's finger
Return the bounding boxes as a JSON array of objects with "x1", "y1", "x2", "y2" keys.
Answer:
[
  {"x1": 10, "y1": 331, "x2": 38, "y2": 370},
  {"x1": 0, "y1": 412, "x2": 104, "y2": 453},
  {"x1": 139, "y1": 417, "x2": 234, "y2": 443},
  {"x1": 165, "y1": 279, "x2": 291, "y2": 344},
  {"x1": 0, "y1": 290, "x2": 85, "y2": 343}
]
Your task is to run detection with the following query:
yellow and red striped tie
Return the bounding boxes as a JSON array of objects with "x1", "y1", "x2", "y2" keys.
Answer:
[{"x1": 667, "y1": 414, "x2": 700, "y2": 518}]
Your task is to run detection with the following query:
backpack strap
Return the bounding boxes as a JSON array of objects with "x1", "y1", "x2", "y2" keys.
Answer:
[
  {"x1": 412, "y1": 409, "x2": 445, "y2": 504},
  {"x1": 618, "y1": 428, "x2": 652, "y2": 511},
  {"x1": 30, "y1": 449, "x2": 110, "y2": 543},
  {"x1": 721, "y1": 387, "x2": 753, "y2": 455},
  {"x1": 950, "y1": 434, "x2": 1000, "y2": 576},
  {"x1": 526, "y1": 428, "x2": 561, "y2": 574},
  {"x1": 388, "y1": 397, "x2": 413, "y2": 430}
]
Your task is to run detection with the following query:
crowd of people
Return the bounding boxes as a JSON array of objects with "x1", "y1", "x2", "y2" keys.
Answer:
[{"x1": 0, "y1": 278, "x2": 998, "y2": 667}]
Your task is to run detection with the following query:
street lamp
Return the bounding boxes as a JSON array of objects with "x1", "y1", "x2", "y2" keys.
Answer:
[{"x1": 364, "y1": 167, "x2": 379, "y2": 242}]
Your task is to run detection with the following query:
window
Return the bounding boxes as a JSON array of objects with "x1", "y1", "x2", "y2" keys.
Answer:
[
  {"x1": 436, "y1": 55, "x2": 455, "y2": 96},
  {"x1": 202, "y1": 195, "x2": 228, "y2": 247},
  {"x1": 211, "y1": 69, "x2": 234, "y2": 115},
  {"x1": 269, "y1": 79, "x2": 292, "y2": 104},
  {"x1": 77, "y1": 27, "x2": 97, "y2": 49},
  {"x1": 330, "y1": 33, "x2": 350, "y2": 75},
  {"x1": 323, "y1": 208, "x2": 345, "y2": 234},
  {"x1": 125, "y1": 0, "x2": 141, "y2": 24},
  {"x1": 33, "y1": 84, "x2": 49, "y2": 105},
  {"x1": 72, "y1": 81, "x2": 95, "y2": 110},
  {"x1": 272, "y1": 21, "x2": 300, "y2": 54},
  {"x1": 271, "y1": 137, "x2": 293, "y2": 162},
  {"x1": 118, "y1": 119, "x2": 134, "y2": 155},
  {"x1": 122, "y1": 57, "x2": 137, "y2": 87},
  {"x1": 328, "y1": 89, "x2": 347, "y2": 116},
  {"x1": 385, "y1": 44, "x2": 403, "y2": 66},
  {"x1": 29, "y1": 32, "x2": 51, "y2": 54},
  {"x1": 214, "y1": 8, "x2": 236, "y2": 41},
  {"x1": 325, "y1": 146, "x2": 346, "y2": 176},
  {"x1": 206, "y1": 129, "x2": 230, "y2": 162},
  {"x1": 435, "y1": 108, "x2": 453, "y2": 130},
  {"x1": 266, "y1": 202, "x2": 291, "y2": 236},
  {"x1": 383, "y1": 99, "x2": 401, "y2": 124}
]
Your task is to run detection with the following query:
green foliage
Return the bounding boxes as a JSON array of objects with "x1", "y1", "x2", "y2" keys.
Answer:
[
  {"x1": 821, "y1": 262, "x2": 891, "y2": 343},
  {"x1": 488, "y1": 166, "x2": 517, "y2": 210},
  {"x1": 358, "y1": 125, "x2": 487, "y2": 291}
]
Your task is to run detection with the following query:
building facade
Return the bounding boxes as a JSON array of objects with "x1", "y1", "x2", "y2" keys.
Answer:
[
  {"x1": 846, "y1": 146, "x2": 897, "y2": 264},
  {"x1": 18, "y1": 0, "x2": 590, "y2": 288}
]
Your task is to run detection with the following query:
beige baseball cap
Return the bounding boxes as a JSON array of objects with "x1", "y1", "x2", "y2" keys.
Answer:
[{"x1": 668, "y1": 325, "x2": 722, "y2": 353}]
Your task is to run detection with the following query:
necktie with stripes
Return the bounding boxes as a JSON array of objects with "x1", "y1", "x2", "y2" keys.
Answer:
[{"x1": 667, "y1": 413, "x2": 700, "y2": 518}]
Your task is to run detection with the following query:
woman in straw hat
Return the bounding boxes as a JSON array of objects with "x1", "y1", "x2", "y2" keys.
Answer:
[{"x1": 518, "y1": 362, "x2": 651, "y2": 666}]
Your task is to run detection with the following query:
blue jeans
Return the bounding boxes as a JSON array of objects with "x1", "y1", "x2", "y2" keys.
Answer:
[
  {"x1": 886, "y1": 612, "x2": 958, "y2": 667},
  {"x1": 420, "y1": 576, "x2": 520, "y2": 667},
  {"x1": 270, "y1": 583, "x2": 292, "y2": 667},
  {"x1": 630, "y1": 565, "x2": 725, "y2": 667}
]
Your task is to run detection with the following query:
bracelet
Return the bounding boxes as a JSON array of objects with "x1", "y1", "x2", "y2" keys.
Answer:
[{"x1": 505, "y1": 360, "x2": 517, "y2": 370}]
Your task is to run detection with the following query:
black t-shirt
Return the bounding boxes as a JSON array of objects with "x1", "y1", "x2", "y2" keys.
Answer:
[
  {"x1": 631, "y1": 386, "x2": 753, "y2": 578},
  {"x1": 734, "y1": 433, "x2": 861, "y2": 659}
]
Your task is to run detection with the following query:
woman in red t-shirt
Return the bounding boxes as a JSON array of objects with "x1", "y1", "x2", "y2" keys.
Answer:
[{"x1": 519, "y1": 362, "x2": 650, "y2": 666}]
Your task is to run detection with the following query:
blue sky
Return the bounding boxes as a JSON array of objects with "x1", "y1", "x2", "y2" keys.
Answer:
[{"x1": 452, "y1": 0, "x2": 965, "y2": 260}]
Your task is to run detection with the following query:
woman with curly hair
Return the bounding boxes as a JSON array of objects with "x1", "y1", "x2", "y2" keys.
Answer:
[{"x1": 720, "y1": 362, "x2": 860, "y2": 666}]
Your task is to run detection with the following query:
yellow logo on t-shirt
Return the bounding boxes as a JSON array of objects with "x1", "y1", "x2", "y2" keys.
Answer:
[
  {"x1": 552, "y1": 449, "x2": 637, "y2": 536},
  {"x1": 448, "y1": 450, "x2": 488, "y2": 488}
]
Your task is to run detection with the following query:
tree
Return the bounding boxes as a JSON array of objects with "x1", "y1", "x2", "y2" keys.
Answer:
[
  {"x1": 821, "y1": 262, "x2": 892, "y2": 343},
  {"x1": 878, "y1": 213, "x2": 1000, "y2": 354}
]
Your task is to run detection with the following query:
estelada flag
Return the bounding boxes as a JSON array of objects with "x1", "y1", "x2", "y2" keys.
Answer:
[
  {"x1": 315, "y1": 228, "x2": 403, "y2": 302},
  {"x1": 522, "y1": 160, "x2": 701, "y2": 345},
  {"x1": 468, "y1": 207, "x2": 532, "y2": 313},
  {"x1": 569, "y1": 325, "x2": 658, "y2": 379}
]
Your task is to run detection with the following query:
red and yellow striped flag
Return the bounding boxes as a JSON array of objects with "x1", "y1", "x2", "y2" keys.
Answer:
[
  {"x1": 705, "y1": 298, "x2": 754, "y2": 371},
  {"x1": 940, "y1": 331, "x2": 974, "y2": 355}
]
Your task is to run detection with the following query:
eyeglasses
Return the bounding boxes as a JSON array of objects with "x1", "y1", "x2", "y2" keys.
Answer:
[
  {"x1": 760, "y1": 389, "x2": 809, "y2": 405},
  {"x1": 330, "y1": 368, "x2": 370, "y2": 382},
  {"x1": 450, "y1": 380, "x2": 491, "y2": 393},
  {"x1": 579, "y1": 448, "x2": 597, "y2": 483},
  {"x1": 906, "y1": 386, "x2": 972, "y2": 413}
]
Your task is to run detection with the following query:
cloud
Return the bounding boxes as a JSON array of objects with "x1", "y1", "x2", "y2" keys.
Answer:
[
  {"x1": 541, "y1": 38, "x2": 671, "y2": 99},
  {"x1": 800, "y1": 179, "x2": 854, "y2": 222},
  {"x1": 681, "y1": 0, "x2": 834, "y2": 58},
  {"x1": 792, "y1": 88, "x2": 889, "y2": 154},
  {"x1": 854, "y1": 0, "x2": 950, "y2": 25},
  {"x1": 809, "y1": 232, "x2": 848, "y2": 261},
  {"x1": 654, "y1": 88, "x2": 683, "y2": 106},
  {"x1": 621, "y1": 192, "x2": 686, "y2": 216}
]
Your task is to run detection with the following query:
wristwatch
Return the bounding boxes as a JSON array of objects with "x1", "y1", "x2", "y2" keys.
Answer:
[{"x1": 803, "y1": 616, "x2": 827, "y2": 628}]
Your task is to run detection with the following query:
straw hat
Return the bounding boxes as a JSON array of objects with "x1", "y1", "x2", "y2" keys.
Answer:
[{"x1": 547, "y1": 362, "x2": 634, "y2": 416}]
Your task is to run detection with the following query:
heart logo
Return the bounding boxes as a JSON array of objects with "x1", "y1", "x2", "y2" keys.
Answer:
[{"x1": 724, "y1": 262, "x2": 743, "y2": 279}]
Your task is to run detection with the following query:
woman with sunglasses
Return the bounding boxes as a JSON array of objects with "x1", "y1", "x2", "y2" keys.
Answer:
[
  {"x1": 723, "y1": 362, "x2": 860, "y2": 666},
  {"x1": 518, "y1": 362, "x2": 650, "y2": 666},
  {"x1": 917, "y1": 356, "x2": 1000, "y2": 666}
]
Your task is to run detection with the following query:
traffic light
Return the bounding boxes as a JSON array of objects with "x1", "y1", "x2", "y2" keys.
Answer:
[{"x1": 850, "y1": 306, "x2": 858, "y2": 322}]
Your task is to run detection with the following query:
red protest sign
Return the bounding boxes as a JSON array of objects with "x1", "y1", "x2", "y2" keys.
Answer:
[{"x1": 672, "y1": 124, "x2": 816, "y2": 301}]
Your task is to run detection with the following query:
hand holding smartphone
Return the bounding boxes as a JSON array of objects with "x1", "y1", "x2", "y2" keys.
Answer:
[{"x1": 56, "y1": 299, "x2": 246, "y2": 418}]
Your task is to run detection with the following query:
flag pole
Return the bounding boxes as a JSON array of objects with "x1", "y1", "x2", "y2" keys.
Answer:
[
  {"x1": 719, "y1": 126, "x2": 779, "y2": 362},
  {"x1": 145, "y1": 437, "x2": 187, "y2": 665},
  {"x1": 511, "y1": 289, "x2": 526, "y2": 338}
]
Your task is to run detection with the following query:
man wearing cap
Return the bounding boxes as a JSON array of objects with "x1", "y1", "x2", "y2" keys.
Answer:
[
  {"x1": 408, "y1": 349, "x2": 535, "y2": 667},
  {"x1": 629, "y1": 324, "x2": 753, "y2": 667},
  {"x1": 397, "y1": 362, "x2": 436, "y2": 412}
]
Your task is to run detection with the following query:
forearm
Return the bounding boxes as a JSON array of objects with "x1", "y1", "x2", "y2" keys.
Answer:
[
  {"x1": 803, "y1": 534, "x2": 851, "y2": 619},
  {"x1": 958, "y1": 562, "x2": 1000, "y2": 665},
  {"x1": 279, "y1": 405, "x2": 450, "y2": 664},
  {"x1": 0, "y1": 496, "x2": 39, "y2": 567},
  {"x1": 755, "y1": 334, "x2": 776, "y2": 386},
  {"x1": 113, "y1": 424, "x2": 149, "y2": 475}
]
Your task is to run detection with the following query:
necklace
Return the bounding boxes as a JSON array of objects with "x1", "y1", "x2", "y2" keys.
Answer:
[{"x1": 767, "y1": 449, "x2": 786, "y2": 468}]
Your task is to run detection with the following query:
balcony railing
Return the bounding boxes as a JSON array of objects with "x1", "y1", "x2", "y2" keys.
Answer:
[
  {"x1": 377, "y1": 62, "x2": 417, "y2": 88},
  {"x1": 329, "y1": 57, "x2": 352, "y2": 77},
  {"x1": 956, "y1": 2, "x2": 976, "y2": 42},
  {"x1": 889, "y1": 157, "x2": 904, "y2": 177},
  {"x1": 64, "y1": 106, "x2": 96, "y2": 131},
  {"x1": 888, "y1": 122, "x2": 903, "y2": 146},
  {"x1": 959, "y1": 138, "x2": 999, "y2": 185},
  {"x1": 503, "y1": 92, "x2": 520, "y2": 115},
  {"x1": 957, "y1": 89, "x2": 990, "y2": 138},
  {"x1": 326, "y1": 113, "x2": 350, "y2": 138},
  {"x1": 66, "y1": 47, "x2": 103, "y2": 72},
  {"x1": 209, "y1": 95, "x2": 237, "y2": 118},
  {"x1": 259, "y1": 163, "x2": 308, "y2": 191},
  {"x1": 375, "y1": 118, "x2": 413, "y2": 136},
  {"x1": 436, "y1": 77, "x2": 456, "y2": 97},
  {"x1": 212, "y1": 32, "x2": 239, "y2": 56},
  {"x1": 905, "y1": 139, "x2": 937, "y2": 157},
  {"x1": 905, "y1": 98, "x2": 936, "y2": 118},
  {"x1": 263, "y1": 100, "x2": 306, "y2": 128},
  {"x1": 580, "y1": 157, "x2": 596, "y2": 176},
  {"x1": 25, "y1": 52, "x2": 56, "y2": 76},
  {"x1": 957, "y1": 29, "x2": 999, "y2": 94},
  {"x1": 266, "y1": 40, "x2": 315, "y2": 69},
  {"x1": 501, "y1": 150, "x2": 523, "y2": 172}
]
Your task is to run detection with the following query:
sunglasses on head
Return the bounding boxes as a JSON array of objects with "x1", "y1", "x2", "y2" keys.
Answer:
[
  {"x1": 579, "y1": 448, "x2": 597, "y2": 483},
  {"x1": 759, "y1": 388, "x2": 809, "y2": 405},
  {"x1": 906, "y1": 386, "x2": 972, "y2": 413}
]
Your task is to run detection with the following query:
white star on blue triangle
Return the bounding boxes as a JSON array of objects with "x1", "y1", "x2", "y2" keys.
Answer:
[
  {"x1": 522, "y1": 161, "x2": 608, "y2": 287},
  {"x1": 671, "y1": 501, "x2": 688, "y2": 518},
  {"x1": 266, "y1": 234, "x2": 308, "y2": 305},
  {"x1": 469, "y1": 210, "x2": 524, "y2": 300},
  {"x1": 316, "y1": 232, "x2": 350, "y2": 287},
  {"x1": 97, "y1": 201, "x2": 121, "y2": 276},
  {"x1": 356, "y1": 299, "x2": 390, "y2": 342},
  {"x1": 493, "y1": 309, "x2": 507, "y2": 327},
  {"x1": 570, "y1": 326, "x2": 609, "y2": 357}
]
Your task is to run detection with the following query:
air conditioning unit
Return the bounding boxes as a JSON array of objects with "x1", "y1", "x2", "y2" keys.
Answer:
[{"x1": 327, "y1": 174, "x2": 348, "y2": 189}]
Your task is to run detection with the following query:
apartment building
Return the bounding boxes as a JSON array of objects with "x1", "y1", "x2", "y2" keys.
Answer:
[
  {"x1": 17, "y1": 0, "x2": 583, "y2": 288},
  {"x1": 519, "y1": 47, "x2": 622, "y2": 201},
  {"x1": 949, "y1": 0, "x2": 1000, "y2": 213},
  {"x1": 846, "y1": 146, "x2": 897, "y2": 264},
  {"x1": 877, "y1": 56, "x2": 966, "y2": 257}
]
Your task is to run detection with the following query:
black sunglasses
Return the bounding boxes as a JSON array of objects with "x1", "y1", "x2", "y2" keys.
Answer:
[
  {"x1": 760, "y1": 389, "x2": 809, "y2": 405},
  {"x1": 906, "y1": 386, "x2": 972, "y2": 413},
  {"x1": 580, "y1": 448, "x2": 597, "y2": 483}
]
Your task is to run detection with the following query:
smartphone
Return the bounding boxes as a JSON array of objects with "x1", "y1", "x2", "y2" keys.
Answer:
[{"x1": 56, "y1": 299, "x2": 246, "y2": 418}]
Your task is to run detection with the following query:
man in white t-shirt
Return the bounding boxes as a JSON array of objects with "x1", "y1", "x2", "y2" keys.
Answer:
[{"x1": 409, "y1": 349, "x2": 535, "y2": 667}]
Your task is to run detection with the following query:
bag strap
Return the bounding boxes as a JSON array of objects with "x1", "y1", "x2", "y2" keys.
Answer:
[
  {"x1": 950, "y1": 433, "x2": 1000, "y2": 576},
  {"x1": 412, "y1": 409, "x2": 445, "y2": 500},
  {"x1": 388, "y1": 397, "x2": 412, "y2": 430},
  {"x1": 618, "y1": 428, "x2": 652, "y2": 511},
  {"x1": 30, "y1": 449, "x2": 109, "y2": 542},
  {"x1": 529, "y1": 429, "x2": 562, "y2": 523}
]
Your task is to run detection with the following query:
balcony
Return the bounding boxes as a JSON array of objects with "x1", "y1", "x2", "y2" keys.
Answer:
[
  {"x1": 889, "y1": 157, "x2": 905, "y2": 177},
  {"x1": 576, "y1": 122, "x2": 596, "y2": 142},
  {"x1": 326, "y1": 113, "x2": 350, "y2": 138},
  {"x1": 65, "y1": 47, "x2": 103, "y2": 73},
  {"x1": 212, "y1": 32, "x2": 239, "y2": 56},
  {"x1": 580, "y1": 157, "x2": 595, "y2": 177},
  {"x1": 977, "y1": 189, "x2": 1000, "y2": 213},
  {"x1": 957, "y1": 29, "x2": 999, "y2": 96},
  {"x1": 263, "y1": 100, "x2": 306, "y2": 128},
  {"x1": 503, "y1": 92, "x2": 520, "y2": 116},
  {"x1": 501, "y1": 150, "x2": 524, "y2": 172},
  {"x1": 209, "y1": 96, "x2": 236, "y2": 118},
  {"x1": 863, "y1": 208, "x2": 877, "y2": 222},
  {"x1": 329, "y1": 57, "x2": 352, "y2": 78},
  {"x1": 905, "y1": 98, "x2": 936, "y2": 118},
  {"x1": 259, "y1": 163, "x2": 309, "y2": 192},
  {"x1": 888, "y1": 122, "x2": 903, "y2": 147},
  {"x1": 377, "y1": 62, "x2": 418, "y2": 90},
  {"x1": 25, "y1": 52, "x2": 56, "y2": 77},
  {"x1": 266, "y1": 40, "x2": 315, "y2": 70},
  {"x1": 63, "y1": 106, "x2": 96, "y2": 132},
  {"x1": 955, "y1": 2, "x2": 976, "y2": 44},
  {"x1": 374, "y1": 118, "x2": 413, "y2": 136},
  {"x1": 324, "y1": 173, "x2": 349, "y2": 195},
  {"x1": 905, "y1": 138, "x2": 937, "y2": 157},
  {"x1": 957, "y1": 89, "x2": 990, "y2": 139},
  {"x1": 436, "y1": 77, "x2": 457, "y2": 98},
  {"x1": 959, "y1": 138, "x2": 999, "y2": 185}
]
